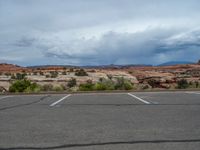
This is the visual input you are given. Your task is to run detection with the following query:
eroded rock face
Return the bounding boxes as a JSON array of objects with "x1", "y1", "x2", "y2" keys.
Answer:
[
  {"x1": 102, "y1": 70, "x2": 139, "y2": 84},
  {"x1": 0, "y1": 63, "x2": 28, "y2": 73}
]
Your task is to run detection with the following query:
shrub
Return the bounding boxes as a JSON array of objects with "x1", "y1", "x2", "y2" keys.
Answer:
[
  {"x1": 195, "y1": 81, "x2": 199, "y2": 88},
  {"x1": 67, "y1": 78, "x2": 77, "y2": 88},
  {"x1": 69, "y1": 68, "x2": 74, "y2": 72},
  {"x1": 177, "y1": 79, "x2": 189, "y2": 89},
  {"x1": 41, "y1": 84, "x2": 53, "y2": 91},
  {"x1": 62, "y1": 71, "x2": 67, "y2": 75},
  {"x1": 99, "y1": 77, "x2": 104, "y2": 82},
  {"x1": 39, "y1": 72, "x2": 44, "y2": 76},
  {"x1": 94, "y1": 82, "x2": 107, "y2": 90},
  {"x1": 45, "y1": 74, "x2": 50, "y2": 78},
  {"x1": 79, "y1": 80, "x2": 94, "y2": 91},
  {"x1": 142, "y1": 84, "x2": 150, "y2": 90},
  {"x1": 53, "y1": 85, "x2": 64, "y2": 91},
  {"x1": 50, "y1": 71, "x2": 58, "y2": 78},
  {"x1": 11, "y1": 73, "x2": 27, "y2": 80},
  {"x1": 60, "y1": 84, "x2": 68, "y2": 90},
  {"x1": 9, "y1": 80, "x2": 39, "y2": 93},
  {"x1": 128, "y1": 71, "x2": 133, "y2": 74},
  {"x1": 25, "y1": 83, "x2": 41, "y2": 93},
  {"x1": 4, "y1": 72, "x2": 11, "y2": 76},
  {"x1": 115, "y1": 77, "x2": 133, "y2": 90},
  {"x1": 123, "y1": 81, "x2": 134, "y2": 90},
  {"x1": 147, "y1": 79, "x2": 160, "y2": 88},
  {"x1": 94, "y1": 79, "x2": 115, "y2": 91},
  {"x1": 11, "y1": 74, "x2": 15, "y2": 79},
  {"x1": 75, "y1": 69, "x2": 88, "y2": 76}
]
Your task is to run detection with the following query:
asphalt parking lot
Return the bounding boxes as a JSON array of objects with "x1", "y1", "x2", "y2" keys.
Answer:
[{"x1": 0, "y1": 91, "x2": 200, "y2": 150}]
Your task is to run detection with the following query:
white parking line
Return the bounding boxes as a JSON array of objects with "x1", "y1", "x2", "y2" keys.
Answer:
[
  {"x1": 127, "y1": 93, "x2": 151, "y2": 104},
  {"x1": 185, "y1": 92, "x2": 200, "y2": 95},
  {"x1": 50, "y1": 94, "x2": 71, "y2": 107},
  {"x1": 0, "y1": 96, "x2": 13, "y2": 100}
]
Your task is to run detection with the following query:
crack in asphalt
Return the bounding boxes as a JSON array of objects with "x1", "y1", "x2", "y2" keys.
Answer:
[
  {"x1": 0, "y1": 139, "x2": 200, "y2": 150},
  {"x1": 0, "y1": 95, "x2": 51, "y2": 111}
]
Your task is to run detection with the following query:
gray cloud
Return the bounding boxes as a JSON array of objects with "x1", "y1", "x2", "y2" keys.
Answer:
[
  {"x1": 0, "y1": 0, "x2": 200, "y2": 66},
  {"x1": 15, "y1": 28, "x2": 200, "y2": 65}
]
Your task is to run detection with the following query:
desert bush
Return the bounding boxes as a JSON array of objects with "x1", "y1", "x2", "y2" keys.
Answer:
[
  {"x1": 88, "y1": 69, "x2": 96, "y2": 73},
  {"x1": 50, "y1": 71, "x2": 58, "y2": 78},
  {"x1": 11, "y1": 74, "x2": 15, "y2": 79},
  {"x1": 9, "y1": 80, "x2": 39, "y2": 93},
  {"x1": 94, "y1": 82, "x2": 107, "y2": 90},
  {"x1": 123, "y1": 81, "x2": 134, "y2": 90},
  {"x1": 4, "y1": 72, "x2": 11, "y2": 76},
  {"x1": 53, "y1": 85, "x2": 64, "y2": 91},
  {"x1": 25, "y1": 83, "x2": 41, "y2": 93},
  {"x1": 75, "y1": 69, "x2": 88, "y2": 76},
  {"x1": 79, "y1": 80, "x2": 94, "y2": 91},
  {"x1": 41, "y1": 84, "x2": 53, "y2": 91},
  {"x1": 142, "y1": 84, "x2": 150, "y2": 90},
  {"x1": 94, "y1": 79, "x2": 115, "y2": 90},
  {"x1": 147, "y1": 79, "x2": 160, "y2": 88},
  {"x1": 11, "y1": 73, "x2": 27, "y2": 80},
  {"x1": 69, "y1": 68, "x2": 74, "y2": 72},
  {"x1": 177, "y1": 79, "x2": 189, "y2": 89},
  {"x1": 67, "y1": 78, "x2": 77, "y2": 88},
  {"x1": 128, "y1": 71, "x2": 133, "y2": 74},
  {"x1": 16, "y1": 73, "x2": 26, "y2": 80},
  {"x1": 45, "y1": 74, "x2": 50, "y2": 78},
  {"x1": 39, "y1": 72, "x2": 44, "y2": 76},
  {"x1": 60, "y1": 84, "x2": 68, "y2": 90},
  {"x1": 99, "y1": 77, "x2": 104, "y2": 82},
  {"x1": 115, "y1": 77, "x2": 133, "y2": 90},
  {"x1": 195, "y1": 81, "x2": 199, "y2": 88},
  {"x1": 62, "y1": 71, "x2": 67, "y2": 75}
]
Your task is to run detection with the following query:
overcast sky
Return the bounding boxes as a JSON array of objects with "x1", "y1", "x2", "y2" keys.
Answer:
[{"x1": 0, "y1": 0, "x2": 200, "y2": 66}]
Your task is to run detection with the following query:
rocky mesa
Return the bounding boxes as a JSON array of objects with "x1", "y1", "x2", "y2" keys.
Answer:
[{"x1": 0, "y1": 61, "x2": 200, "y2": 92}]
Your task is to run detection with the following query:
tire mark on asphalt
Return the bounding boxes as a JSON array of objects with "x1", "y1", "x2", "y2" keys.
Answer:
[
  {"x1": 0, "y1": 139, "x2": 200, "y2": 150},
  {"x1": 0, "y1": 95, "x2": 51, "y2": 111}
]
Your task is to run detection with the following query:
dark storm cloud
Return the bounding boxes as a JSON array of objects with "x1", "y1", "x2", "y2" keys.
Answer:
[{"x1": 0, "y1": 0, "x2": 200, "y2": 65}]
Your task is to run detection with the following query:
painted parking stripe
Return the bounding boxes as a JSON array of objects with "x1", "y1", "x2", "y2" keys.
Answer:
[
  {"x1": 127, "y1": 93, "x2": 151, "y2": 104},
  {"x1": 0, "y1": 96, "x2": 13, "y2": 100},
  {"x1": 50, "y1": 94, "x2": 71, "y2": 107},
  {"x1": 185, "y1": 92, "x2": 200, "y2": 95}
]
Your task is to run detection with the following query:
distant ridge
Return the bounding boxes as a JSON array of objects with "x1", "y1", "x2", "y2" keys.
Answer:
[
  {"x1": 157, "y1": 61, "x2": 194, "y2": 66},
  {"x1": 27, "y1": 65, "x2": 76, "y2": 68},
  {"x1": 27, "y1": 64, "x2": 152, "y2": 69}
]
